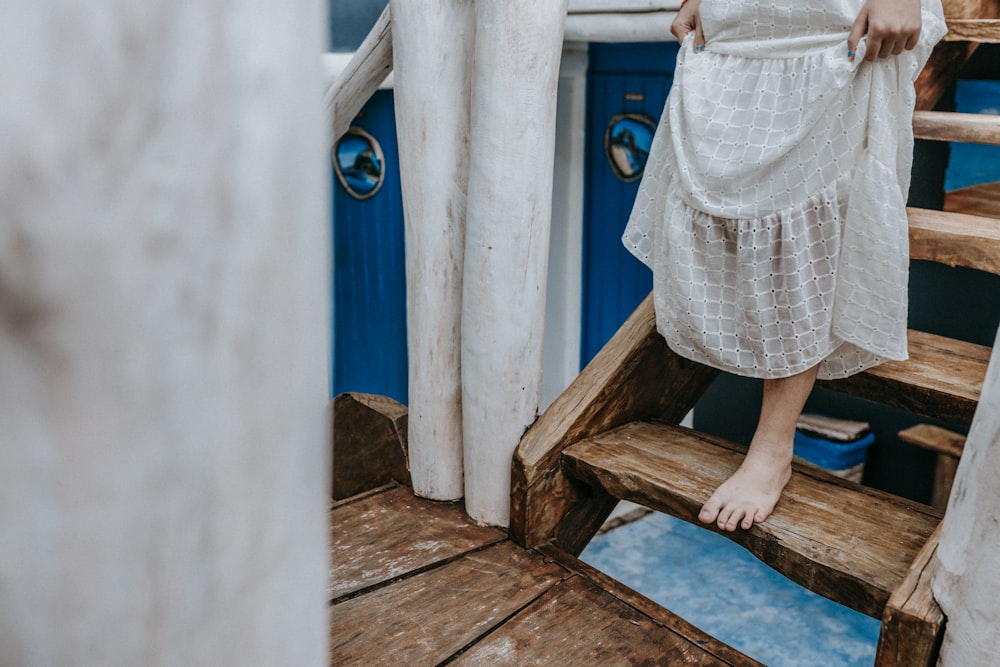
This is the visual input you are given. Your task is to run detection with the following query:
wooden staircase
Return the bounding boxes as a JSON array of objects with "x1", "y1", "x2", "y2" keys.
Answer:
[{"x1": 511, "y1": 14, "x2": 1000, "y2": 667}]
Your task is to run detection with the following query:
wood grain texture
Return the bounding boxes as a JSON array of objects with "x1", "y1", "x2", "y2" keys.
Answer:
[
  {"x1": 330, "y1": 486, "x2": 505, "y2": 599},
  {"x1": 944, "y1": 181, "x2": 1000, "y2": 219},
  {"x1": 898, "y1": 424, "x2": 967, "y2": 458},
  {"x1": 943, "y1": 17, "x2": 1000, "y2": 41},
  {"x1": 875, "y1": 525, "x2": 945, "y2": 667},
  {"x1": 330, "y1": 485, "x2": 757, "y2": 665},
  {"x1": 817, "y1": 330, "x2": 989, "y2": 426},
  {"x1": 332, "y1": 392, "x2": 410, "y2": 500},
  {"x1": 452, "y1": 575, "x2": 760, "y2": 666},
  {"x1": 510, "y1": 294, "x2": 718, "y2": 548},
  {"x1": 328, "y1": 5, "x2": 392, "y2": 143},
  {"x1": 391, "y1": 0, "x2": 473, "y2": 504},
  {"x1": 932, "y1": 454, "x2": 961, "y2": 510},
  {"x1": 912, "y1": 111, "x2": 1000, "y2": 146},
  {"x1": 330, "y1": 542, "x2": 567, "y2": 665},
  {"x1": 562, "y1": 421, "x2": 942, "y2": 618},
  {"x1": 907, "y1": 206, "x2": 1000, "y2": 275}
]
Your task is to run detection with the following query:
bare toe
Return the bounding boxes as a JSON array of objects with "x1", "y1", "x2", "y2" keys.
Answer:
[
  {"x1": 727, "y1": 507, "x2": 748, "y2": 532},
  {"x1": 699, "y1": 498, "x2": 722, "y2": 524}
]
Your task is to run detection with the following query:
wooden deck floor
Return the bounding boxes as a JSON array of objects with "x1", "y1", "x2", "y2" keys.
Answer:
[{"x1": 331, "y1": 484, "x2": 761, "y2": 665}]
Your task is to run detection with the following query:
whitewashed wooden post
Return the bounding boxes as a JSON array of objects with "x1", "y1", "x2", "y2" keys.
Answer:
[
  {"x1": 0, "y1": 1, "x2": 328, "y2": 664},
  {"x1": 462, "y1": 0, "x2": 570, "y2": 525},
  {"x1": 934, "y1": 328, "x2": 1000, "y2": 666},
  {"x1": 391, "y1": 0, "x2": 475, "y2": 501}
]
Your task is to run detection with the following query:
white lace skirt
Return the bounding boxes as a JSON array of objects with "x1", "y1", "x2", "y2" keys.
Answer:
[{"x1": 623, "y1": 0, "x2": 945, "y2": 380}]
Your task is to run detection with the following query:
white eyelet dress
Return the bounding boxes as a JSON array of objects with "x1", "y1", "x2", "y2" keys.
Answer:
[{"x1": 622, "y1": 0, "x2": 946, "y2": 380}]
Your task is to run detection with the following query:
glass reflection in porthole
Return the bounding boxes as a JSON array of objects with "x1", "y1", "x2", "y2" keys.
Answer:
[
  {"x1": 333, "y1": 126, "x2": 385, "y2": 200},
  {"x1": 605, "y1": 113, "x2": 657, "y2": 182}
]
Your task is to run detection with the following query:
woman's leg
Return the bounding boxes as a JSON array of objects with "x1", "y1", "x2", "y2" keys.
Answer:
[{"x1": 698, "y1": 364, "x2": 820, "y2": 531}]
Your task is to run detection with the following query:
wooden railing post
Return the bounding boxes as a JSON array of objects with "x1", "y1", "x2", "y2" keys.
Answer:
[
  {"x1": 934, "y1": 328, "x2": 1000, "y2": 664},
  {"x1": 461, "y1": 0, "x2": 570, "y2": 525},
  {"x1": 391, "y1": 0, "x2": 475, "y2": 501}
]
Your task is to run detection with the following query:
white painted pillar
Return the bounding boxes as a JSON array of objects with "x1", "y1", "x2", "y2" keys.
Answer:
[
  {"x1": 462, "y1": 0, "x2": 569, "y2": 525},
  {"x1": 0, "y1": 1, "x2": 329, "y2": 664},
  {"x1": 542, "y1": 43, "x2": 589, "y2": 410},
  {"x1": 391, "y1": 0, "x2": 475, "y2": 501},
  {"x1": 934, "y1": 327, "x2": 1000, "y2": 666}
]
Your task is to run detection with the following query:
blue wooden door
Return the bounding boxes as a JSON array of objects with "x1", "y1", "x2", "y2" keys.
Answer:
[
  {"x1": 581, "y1": 43, "x2": 679, "y2": 367},
  {"x1": 332, "y1": 90, "x2": 408, "y2": 403}
]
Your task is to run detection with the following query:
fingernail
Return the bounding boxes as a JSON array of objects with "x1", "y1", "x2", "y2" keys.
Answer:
[
  {"x1": 696, "y1": 44, "x2": 704, "y2": 52},
  {"x1": 847, "y1": 49, "x2": 853, "y2": 57}
]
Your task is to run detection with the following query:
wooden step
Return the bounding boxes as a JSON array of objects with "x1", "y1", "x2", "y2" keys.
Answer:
[
  {"x1": 913, "y1": 110, "x2": 1000, "y2": 145},
  {"x1": 562, "y1": 421, "x2": 941, "y2": 619},
  {"x1": 898, "y1": 423, "x2": 966, "y2": 458},
  {"x1": 942, "y1": 18, "x2": 1000, "y2": 43},
  {"x1": 908, "y1": 206, "x2": 1000, "y2": 275},
  {"x1": 331, "y1": 483, "x2": 760, "y2": 665},
  {"x1": 944, "y1": 181, "x2": 1000, "y2": 219},
  {"x1": 816, "y1": 329, "x2": 990, "y2": 426}
]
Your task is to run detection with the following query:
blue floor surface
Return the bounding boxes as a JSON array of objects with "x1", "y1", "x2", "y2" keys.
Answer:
[{"x1": 580, "y1": 511, "x2": 880, "y2": 666}]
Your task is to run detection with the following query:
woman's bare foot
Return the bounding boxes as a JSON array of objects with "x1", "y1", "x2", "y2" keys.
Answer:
[
  {"x1": 699, "y1": 365, "x2": 819, "y2": 532},
  {"x1": 698, "y1": 439, "x2": 792, "y2": 531}
]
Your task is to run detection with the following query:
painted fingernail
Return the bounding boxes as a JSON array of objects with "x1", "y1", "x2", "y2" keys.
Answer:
[
  {"x1": 696, "y1": 44, "x2": 704, "y2": 52},
  {"x1": 847, "y1": 50, "x2": 853, "y2": 57}
]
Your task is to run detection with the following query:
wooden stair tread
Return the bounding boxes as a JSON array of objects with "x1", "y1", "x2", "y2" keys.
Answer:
[
  {"x1": 452, "y1": 564, "x2": 762, "y2": 666},
  {"x1": 898, "y1": 423, "x2": 967, "y2": 458},
  {"x1": 562, "y1": 421, "x2": 941, "y2": 618},
  {"x1": 941, "y1": 18, "x2": 1000, "y2": 43},
  {"x1": 908, "y1": 206, "x2": 1000, "y2": 275},
  {"x1": 912, "y1": 110, "x2": 1000, "y2": 145},
  {"x1": 944, "y1": 181, "x2": 1000, "y2": 219},
  {"x1": 331, "y1": 484, "x2": 759, "y2": 665},
  {"x1": 817, "y1": 329, "x2": 990, "y2": 426},
  {"x1": 330, "y1": 485, "x2": 505, "y2": 599}
]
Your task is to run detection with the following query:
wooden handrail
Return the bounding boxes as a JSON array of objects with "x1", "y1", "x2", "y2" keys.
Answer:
[{"x1": 327, "y1": 5, "x2": 393, "y2": 145}]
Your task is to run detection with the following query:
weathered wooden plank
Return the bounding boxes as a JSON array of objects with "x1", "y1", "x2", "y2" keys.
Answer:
[
  {"x1": 330, "y1": 486, "x2": 505, "y2": 599},
  {"x1": 907, "y1": 207, "x2": 1000, "y2": 275},
  {"x1": 562, "y1": 422, "x2": 941, "y2": 618},
  {"x1": 817, "y1": 330, "x2": 989, "y2": 426},
  {"x1": 332, "y1": 393, "x2": 410, "y2": 500},
  {"x1": 511, "y1": 294, "x2": 719, "y2": 549},
  {"x1": 391, "y1": 0, "x2": 473, "y2": 504},
  {"x1": 564, "y1": 11, "x2": 676, "y2": 43},
  {"x1": 328, "y1": 5, "x2": 392, "y2": 143},
  {"x1": 933, "y1": 327, "x2": 1000, "y2": 664},
  {"x1": 330, "y1": 542, "x2": 567, "y2": 665},
  {"x1": 944, "y1": 181, "x2": 1000, "y2": 219},
  {"x1": 912, "y1": 111, "x2": 1000, "y2": 146},
  {"x1": 535, "y1": 544, "x2": 765, "y2": 666},
  {"x1": 452, "y1": 574, "x2": 760, "y2": 666},
  {"x1": 875, "y1": 525, "x2": 945, "y2": 667},
  {"x1": 568, "y1": 0, "x2": 678, "y2": 11},
  {"x1": 898, "y1": 424, "x2": 966, "y2": 458},
  {"x1": 943, "y1": 17, "x2": 1000, "y2": 41},
  {"x1": 899, "y1": 424, "x2": 967, "y2": 509}
]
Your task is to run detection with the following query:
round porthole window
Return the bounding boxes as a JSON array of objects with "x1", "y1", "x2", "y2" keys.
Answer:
[
  {"x1": 333, "y1": 126, "x2": 385, "y2": 200},
  {"x1": 605, "y1": 113, "x2": 657, "y2": 182}
]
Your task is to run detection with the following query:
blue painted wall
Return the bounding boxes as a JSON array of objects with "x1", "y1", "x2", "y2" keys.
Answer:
[
  {"x1": 332, "y1": 91, "x2": 408, "y2": 403},
  {"x1": 581, "y1": 43, "x2": 679, "y2": 367}
]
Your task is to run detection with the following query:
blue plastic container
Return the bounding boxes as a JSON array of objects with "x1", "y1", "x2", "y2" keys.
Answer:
[{"x1": 793, "y1": 430, "x2": 875, "y2": 471}]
